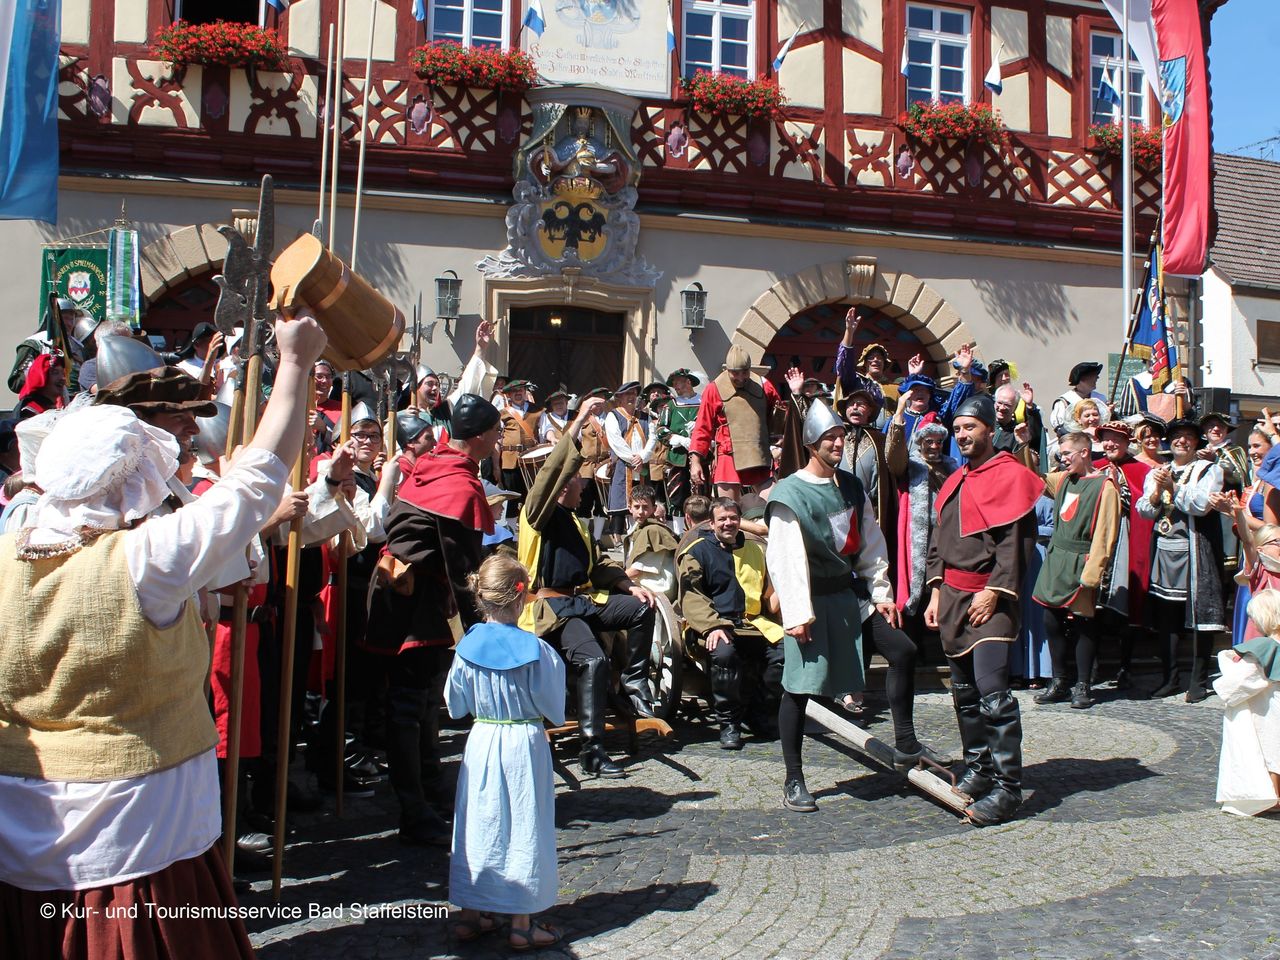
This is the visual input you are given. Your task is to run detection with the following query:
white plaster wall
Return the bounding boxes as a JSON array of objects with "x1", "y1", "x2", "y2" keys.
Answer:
[
  {"x1": 1202, "y1": 268, "x2": 1280, "y2": 398},
  {"x1": 1046, "y1": 16, "x2": 1073, "y2": 76},
  {"x1": 841, "y1": 0, "x2": 882, "y2": 50},
  {"x1": 991, "y1": 7, "x2": 1029, "y2": 62},
  {"x1": 342, "y1": 0, "x2": 398, "y2": 63},
  {"x1": 114, "y1": 0, "x2": 147, "y2": 43},
  {"x1": 0, "y1": 187, "x2": 1129, "y2": 405},
  {"x1": 779, "y1": 42, "x2": 824, "y2": 110},
  {"x1": 842, "y1": 47, "x2": 882, "y2": 116},
  {"x1": 62, "y1": 0, "x2": 92, "y2": 46},
  {"x1": 1198, "y1": 268, "x2": 1236, "y2": 390},
  {"x1": 1047, "y1": 76, "x2": 1073, "y2": 139},
  {"x1": 778, "y1": 0, "x2": 823, "y2": 45},
  {"x1": 993, "y1": 73, "x2": 1030, "y2": 133}
]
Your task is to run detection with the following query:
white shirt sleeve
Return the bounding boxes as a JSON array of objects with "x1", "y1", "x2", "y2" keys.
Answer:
[
  {"x1": 852, "y1": 499, "x2": 893, "y2": 616},
  {"x1": 765, "y1": 503, "x2": 814, "y2": 630},
  {"x1": 124, "y1": 448, "x2": 289, "y2": 628},
  {"x1": 448, "y1": 352, "x2": 498, "y2": 404},
  {"x1": 640, "y1": 422, "x2": 658, "y2": 464},
  {"x1": 1175, "y1": 462, "x2": 1223, "y2": 516},
  {"x1": 1136, "y1": 470, "x2": 1162, "y2": 519},
  {"x1": 604, "y1": 412, "x2": 635, "y2": 461}
]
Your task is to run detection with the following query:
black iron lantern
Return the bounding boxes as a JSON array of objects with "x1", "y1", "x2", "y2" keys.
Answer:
[
  {"x1": 435, "y1": 270, "x2": 461, "y2": 322},
  {"x1": 681, "y1": 282, "x2": 707, "y2": 330}
]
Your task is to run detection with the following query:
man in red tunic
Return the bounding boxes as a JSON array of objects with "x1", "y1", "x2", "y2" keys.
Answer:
[
  {"x1": 689, "y1": 345, "x2": 784, "y2": 501},
  {"x1": 924, "y1": 394, "x2": 1042, "y2": 827}
]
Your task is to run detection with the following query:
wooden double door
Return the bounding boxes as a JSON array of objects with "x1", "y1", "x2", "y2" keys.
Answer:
[{"x1": 507, "y1": 306, "x2": 625, "y2": 397}]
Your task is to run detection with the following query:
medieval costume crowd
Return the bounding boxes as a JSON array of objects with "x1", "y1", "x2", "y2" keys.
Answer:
[{"x1": 3, "y1": 300, "x2": 1280, "y2": 958}]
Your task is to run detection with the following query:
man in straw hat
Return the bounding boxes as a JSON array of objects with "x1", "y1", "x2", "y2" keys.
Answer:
[
  {"x1": 690, "y1": 345, "x2": 784, "y2": 501},
  {"x1": 924, "y1": 394, "x2": 1042, "y2": 826},
  {"x1": 0, "y1": 309, "x2": 327, "y2": 958},
  {"x1": 764, "y1": 398, "x2": 894, "y2": 813}
]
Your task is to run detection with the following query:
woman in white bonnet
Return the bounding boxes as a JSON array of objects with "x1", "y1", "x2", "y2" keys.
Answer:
[{"x1": 0, "y1": 312, "x2": 328, "y2": 958}]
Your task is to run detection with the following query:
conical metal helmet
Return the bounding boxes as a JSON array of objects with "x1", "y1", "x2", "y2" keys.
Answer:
[
  {"x1": 802, "y1": 398, "x2": 845, "y2": 446},
  {"x1": 195, "y1": 402, "x2": 232, "y2": 466},
  {"x1": 349, "y1": 401, "x2": 378, "y2": 427},
  {"x1": 95, "y1": 334, "x2": 165, "y2": 390}
]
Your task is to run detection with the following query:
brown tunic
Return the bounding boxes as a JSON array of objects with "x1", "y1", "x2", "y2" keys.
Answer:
[
  {"x1": 500, "y1": 408, "x2": 538, "y2": 471},
  {"x1": 714, "y1": 371, "x2": 770, "y2": 473},
  {"x1": 926, "y1": 485, "x2": 1036, "y2": 657}
]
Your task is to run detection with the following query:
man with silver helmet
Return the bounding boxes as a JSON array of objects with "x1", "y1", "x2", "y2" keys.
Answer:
[
  {"x1": 764, "y1": 398, "x2": 892, "y2": 813},
  {"x1": 7, "y1": 297, "x2": 90, "y2": 395}
]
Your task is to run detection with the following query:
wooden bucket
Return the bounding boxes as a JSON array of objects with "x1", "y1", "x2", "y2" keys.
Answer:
[{"x1": 270, "y1": 234, "x2": 404, "y2": 372}]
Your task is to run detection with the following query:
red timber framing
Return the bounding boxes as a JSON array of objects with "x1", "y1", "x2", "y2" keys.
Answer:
[{"x1": 58, "y1": 1, "x2": 1163, "y2": 249}]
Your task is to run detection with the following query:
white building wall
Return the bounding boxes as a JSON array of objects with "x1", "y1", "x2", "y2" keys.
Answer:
[{"x1": 1201, "y1": 267, "x2": 1280, "y2": 400}]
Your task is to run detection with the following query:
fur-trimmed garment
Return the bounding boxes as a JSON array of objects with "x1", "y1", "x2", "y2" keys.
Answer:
[{"x1": 886, "y1": 420, "x2": 956, "y2": 614}]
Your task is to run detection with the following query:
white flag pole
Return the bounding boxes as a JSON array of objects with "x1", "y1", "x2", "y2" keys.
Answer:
[
  {"x1": 329, "y1": 0, "x2": 347, "y2": 251},
  {"x1": 315, "y1": 22, "x2": 336, "y2": 235},
  {"x1": 1121, "y1": 0, "x2": 1133, "y2": 341},
  {"x1": 350, "y1": 0, "x2": 377, "y2": 271}
]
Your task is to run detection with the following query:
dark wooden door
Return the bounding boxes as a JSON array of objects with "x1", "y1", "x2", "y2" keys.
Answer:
[
  {"x1": 508, "y1": 307, "x2": 625, "y2": 396},
  {"x1": 762, "y1": 302, "x2": 929, "y2": 392}
]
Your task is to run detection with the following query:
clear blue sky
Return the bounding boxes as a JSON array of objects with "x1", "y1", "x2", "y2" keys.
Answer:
[{"x1": 1210, "y1": 0, "x2": 1280, "y2": 156}]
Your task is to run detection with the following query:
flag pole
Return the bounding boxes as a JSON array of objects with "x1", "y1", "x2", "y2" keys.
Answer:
[
  {"x1": 314, "y1": 22, "x2": 336, "y2": 238},
  {"x1": 350, "y1": 0, "x2": 377, "y2": 272},
  {"x1": 1121, "y1": 0, "x2": 1134, "y2": 343},
  {"x1": 328, "y1": 0, "x2": 347, "y2": 252}
]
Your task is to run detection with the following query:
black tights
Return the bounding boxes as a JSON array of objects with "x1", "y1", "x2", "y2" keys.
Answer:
[
  {"x1": 1043, "y1": 608, "x2": 1098, "y2": 684},
  {"x1": 949, "y1": 641, "x2": 1011, "y2": 698},
  {"x1": 862, "y1": 612, "x2": 920, "y2": 752},
  {"x1": 778, "y1": 691, "x2": 809, "y2": 781}
]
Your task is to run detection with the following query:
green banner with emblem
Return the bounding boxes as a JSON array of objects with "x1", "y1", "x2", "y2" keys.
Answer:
[{"x1": 39, "y1": 245, "x2": 109, "y2": 327}]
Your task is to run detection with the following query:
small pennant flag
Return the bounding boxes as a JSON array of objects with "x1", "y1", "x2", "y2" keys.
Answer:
[
  {"x1": 666, "y1": 3, "x2": 675, "y2": 54},
  {"x1": 772, "y1": 20, "x2": 805, "y2": 74},
  {"x1": 266, "y1": 0, "x2": 290, "y2": 10},
  {"x1": 983, "y1": 58, "x2": 1002, "y2": 95},
  {"x1": 900, "y1": 30, "x2": 910, "y2": 77},
  {"x1": 413, "y1": 0, "x2": 426, "y2": 22},
  {"x1": 1098, "y1": 65, "x2": 1123, "y2": 107},
  {"x1": 523, "y1": 0, "x2": 546, "y2": 37}
]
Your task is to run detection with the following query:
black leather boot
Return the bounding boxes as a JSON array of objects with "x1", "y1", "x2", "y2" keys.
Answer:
[
  {"x1": 1151, "y1": 631, "x2": 1182, "y2": 697},
  {"x1": 1034, "y1": 678, "x2": 1072, "y2": 704},
  {"x1": 1070, "y1": 682, "x2": 1095, "y2": 709},
  {"x1": 966, "y1": 690, "x2": 1023, "y2": 827},
  {"x1": 951, "y1": 682, "x2": 994, "y2": 802},
  {"x1": 782, "y1": 777, "x2": 817, "y2": 813},
  {"x1": 578, "y1": 658, "x2": 625, "y2": 778},
  {"x1": 710, "y1": 657, "x2": 744, "y2": 749},
  {"x1": 386, "y1": 686, "x2": 449, "y2": 846},
  {"x1": 620, "y1": 605, "x2": 657, "y2": 718}
]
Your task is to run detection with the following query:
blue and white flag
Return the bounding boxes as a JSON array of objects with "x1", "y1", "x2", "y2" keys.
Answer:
[
  {"x1": 666, "y1": 3, "x2": 675, "y2": 54},
  {"x1": 523, "y1": 0, "x2": 545, "y2": 37},
  {"x1": 0, "y1": 0, "x2": 61, "y2": 224},
  {"x1": 266, "y1": 0, "x2": 290, "y2": 11},
  {"x1": 899, "y1": 30, "x2": 910, "y2": 77},
  {"x1": 772, "y1": 20, "x2": 805, "y2": 74},
  {"x1": 1098, "y1": 65, "x2": 1123, "y2": 107},
  {"x1": 983, "y1": 57, "x2": 1002, "y2": 95},
  {"x1": 412, "y1": 0, "x2": 426, "y2": 22}
]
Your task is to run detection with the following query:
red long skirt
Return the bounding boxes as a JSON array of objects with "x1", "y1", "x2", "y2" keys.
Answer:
[{"x1": 0, "y1": 845, "x2": 255, "y2": 959}]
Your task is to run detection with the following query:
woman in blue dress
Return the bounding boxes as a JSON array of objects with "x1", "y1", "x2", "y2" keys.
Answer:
[{"x1": 447, "y1": 554, "x2": 566, "y2": 950}]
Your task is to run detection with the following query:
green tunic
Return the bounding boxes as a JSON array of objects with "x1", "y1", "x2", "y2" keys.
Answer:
[
  {"x1": 1032, "y1": 472, "x2": 1109, "y2": 609},
  {"x1": 659, "y1": 398, "x2": 700, "y2": 468},
  {"x1": 766, "y1": 472, "x2": 865, "y2": 696}
]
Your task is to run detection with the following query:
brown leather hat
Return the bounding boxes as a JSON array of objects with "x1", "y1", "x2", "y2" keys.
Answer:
[
  {"x1": 1095, "y1": 421, "x2": 1133, "y2": 443},
  {"x1": 95, "y1": 366, "x2": 217, "y2": 417}
]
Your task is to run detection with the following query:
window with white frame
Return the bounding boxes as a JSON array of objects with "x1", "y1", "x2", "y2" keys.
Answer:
[
  {"x1": 905, "y1": 4, "x2": 970, "y2": 105},
  {"x1": 1090, "y1": 32, "x2": 1149, "y2": 126},
  {"x1": 683, "y1": 0, "x2": 755, "y2": 79},
  {"x1": 430, "y1": 0, "x2": 508, "y2": 49}
]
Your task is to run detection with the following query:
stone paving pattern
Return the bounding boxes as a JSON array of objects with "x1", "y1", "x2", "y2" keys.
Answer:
[{"x1": 241, "y1": 682, "x2": 1280, "y2": 960}]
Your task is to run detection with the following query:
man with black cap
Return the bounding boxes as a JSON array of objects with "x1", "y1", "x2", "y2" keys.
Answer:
[
  {"x1": 658, "y1": 369, "x2": 701, "y2": 534},
  {"x1": 603, "y1": 380, "x2": 656, "y2": 539},
  {"x1": 516, "y1": 396, "x2": 658, "y2": 776},
  {"x1": 537, "y1": 390, "x2": 571, "y2": 444},
  {"x1": 690, "y1": 345, "x2": 784, "y2": 500},
  {"x1": 1049, "y1": 362, "x2": 1111, "y2": 461},
  {"x1": 367, "y1": 393, "x2": 502, "y2": 844},
  {"x1": 176, "y1": 321, "x2": 220, "y2": 382},
  {"x1": 765, "y1": 398, "x2": 897, "y2": 813},
  {"x1": 924, "y1": 393, "x2": 1042, "y2": 826}
]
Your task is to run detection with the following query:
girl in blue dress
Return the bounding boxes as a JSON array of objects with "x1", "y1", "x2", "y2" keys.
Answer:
[{"x1": 447, "y1": 555, "x2": 566, "y2": 950}]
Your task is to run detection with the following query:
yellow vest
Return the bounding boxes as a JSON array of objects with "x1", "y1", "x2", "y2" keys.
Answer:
[
  {"x1": 516, "y1": 506, "x2": 610, "y2": 634},
  {"x1": 0, "y1": 531, "x2": 217, "y2": 781},
  {"x1": 677, "y1": 534, "x2": 784, "y2": 644}
]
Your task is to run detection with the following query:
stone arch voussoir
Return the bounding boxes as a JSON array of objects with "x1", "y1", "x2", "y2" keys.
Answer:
[
  {"x1": 138, "y1": 223, "x2": 230, "y2": 304},
  {"x1": 730, "y1": 256, "x2": 976, "y2": 377}
]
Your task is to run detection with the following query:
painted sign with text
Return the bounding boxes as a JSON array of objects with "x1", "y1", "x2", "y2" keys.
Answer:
[{"x1": 528, "y1": 0, "x2": 672, "y2": 97}]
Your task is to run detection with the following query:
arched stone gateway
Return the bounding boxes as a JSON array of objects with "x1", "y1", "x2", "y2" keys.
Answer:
[
  {"x1": 137, "y1": 224, "x2": 229, "y2": 304},
  {"x1": 730, "y1": 256, "x2": 977, "y2": 378}
]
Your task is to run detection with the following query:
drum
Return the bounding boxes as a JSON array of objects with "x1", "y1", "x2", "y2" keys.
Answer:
[
  {"x1": 593, "y1": 460, "x2": 613, "y2": 507},
  {"x1": 270, "y1": 233, "x2": 405, "y2": 372},
  {"x1": 519, "y1": 443, "x2": 554, "y2": 489}
]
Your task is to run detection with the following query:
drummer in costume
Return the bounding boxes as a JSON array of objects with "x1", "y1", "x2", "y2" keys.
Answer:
[
  {"x1": 536, "y1": 390, "x2": 570, "y2": 444},
  {"x1": 0, "y1": 311, "x2": 326, "y2": 960},
  {"x1": 658, "y1": 369, "x2": 701, "y2": 535},
  {"x1": 690, "y1": 346, "x2": 784, "y2": 501},
  {"x1": 366, "y1": 394, "x2": 501, "y2": 845},
  {"x1": 498, "y1": 379, "x2": 539, "y2": 507},
  {"x1": 517, "y1": 397, "x2": 659, "y2": 777},
  {"x1": 764, "y1": 400, "x2": 890, "y2": 813},
  {"x1": 1092, "y1": 419, "x2": 1156, "y2": 689},
  {"x1": 1031, "y1": 430, "x2": 1121, "y2": 710},
  {"x1": 603, "y1": 381, "x2": 656, "y2": 538},
  {"x1": 924, "y1": 394, "x2": 1042, "y2": 827},
  {"x1": 572, "y1": 386, "x2": 613, "y2": 538}
]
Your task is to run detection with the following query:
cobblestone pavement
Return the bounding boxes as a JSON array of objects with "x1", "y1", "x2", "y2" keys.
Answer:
[{"x1": 241, "y1": 681, "x2": 1280, "y2": 960}]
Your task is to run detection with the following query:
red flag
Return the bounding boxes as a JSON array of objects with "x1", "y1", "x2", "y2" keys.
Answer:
[{"x1": 1151, "y1": 0, "x2": 1210, "y2": 277}]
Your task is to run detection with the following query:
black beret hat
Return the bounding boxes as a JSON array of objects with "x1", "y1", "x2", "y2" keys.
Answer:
[{"x1": 450, "y1": 393, "x2": 501, "y2": 440}]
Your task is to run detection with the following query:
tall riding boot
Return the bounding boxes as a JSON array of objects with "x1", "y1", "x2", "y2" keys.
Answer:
[
  {"x1": 710, "y1": 657, "x2": 744, "y2": 749},
  {"x1": 577, "y1": 658, "x2": 625, "y2": 778},
  {"x1": 951, "y1": 682, "x2": 994, "y2": 802},
  {"x1": 1152, "y1": 631, "x2": 1182, "y2": 698},
  {"x1": 386, "y1": 686, "x2": 449, "y2": 845},
  {"x1": 620, "y1": 608, "x2": 657, "y2": 718},
  {"x1": 966, "y1": 690, "x2": 1023, "y2": 827}
]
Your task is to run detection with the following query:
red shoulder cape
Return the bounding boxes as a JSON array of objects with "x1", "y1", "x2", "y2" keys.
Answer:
[
  {"x1": 935, "y1": 450, "x2": 1043, "y2": 536},
  {"x1": 396, "y1": 445, "x2": 493, "y2": 533}
]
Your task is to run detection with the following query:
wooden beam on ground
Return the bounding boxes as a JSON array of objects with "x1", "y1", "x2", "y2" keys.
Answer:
[{"x1": 804, "y1": 699, "x2": 968, "y2": 815}]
